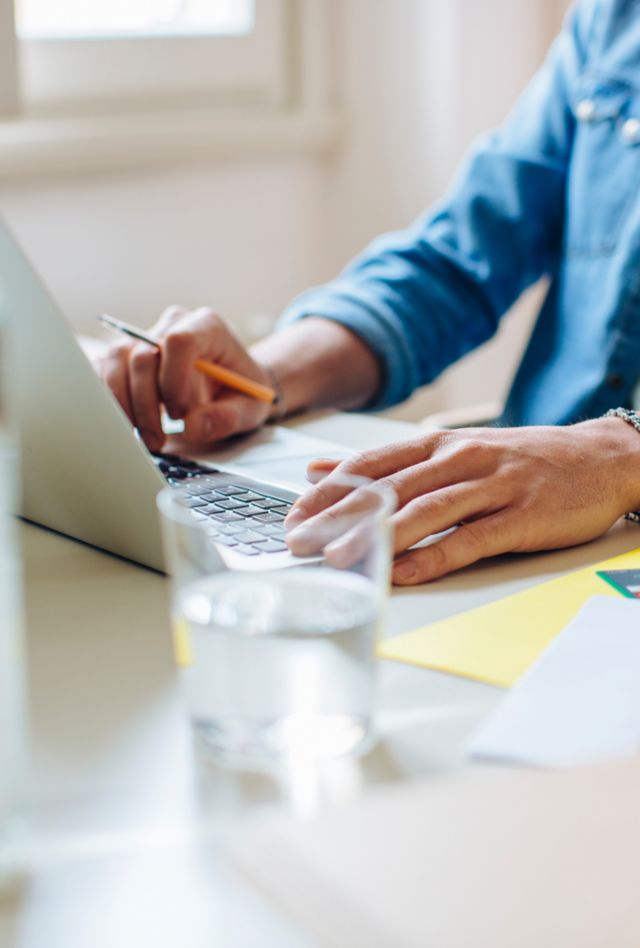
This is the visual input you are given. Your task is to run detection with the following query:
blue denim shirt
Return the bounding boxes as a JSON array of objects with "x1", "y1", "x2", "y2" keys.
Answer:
[{"x1": 280, "y1": 0, "x2": 640, "y2": 425}]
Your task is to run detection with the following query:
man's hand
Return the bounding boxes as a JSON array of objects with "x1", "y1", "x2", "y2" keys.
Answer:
[
  {"x1": 97, "y1": 306, "x2": 274, "y2": 452},
  {"x1": 285, "y1": 418, "x2": 640, "y2": 585}
]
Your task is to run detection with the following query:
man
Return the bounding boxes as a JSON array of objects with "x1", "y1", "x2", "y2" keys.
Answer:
[{"x1": 100, "y1": 0, "x2": 640, "y2": 584}]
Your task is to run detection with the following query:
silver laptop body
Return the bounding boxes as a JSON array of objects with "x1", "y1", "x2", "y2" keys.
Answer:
[{"x1": 0, "y1": 219, "x2": 302, "y2": 572}]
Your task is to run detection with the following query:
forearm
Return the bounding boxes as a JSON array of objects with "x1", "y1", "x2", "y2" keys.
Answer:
[{"x1": 250, "y1": 317, "x2": 382, "y2": 419}]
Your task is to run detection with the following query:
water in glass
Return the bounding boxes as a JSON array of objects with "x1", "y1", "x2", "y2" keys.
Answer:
[{"x1": 175, "y1": 567, "x2": 380, "y2": 764}]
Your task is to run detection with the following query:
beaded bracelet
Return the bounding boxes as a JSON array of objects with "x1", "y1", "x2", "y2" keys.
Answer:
[{"x1": 604, "y1": 407, "x2": 640, "y2": 523}]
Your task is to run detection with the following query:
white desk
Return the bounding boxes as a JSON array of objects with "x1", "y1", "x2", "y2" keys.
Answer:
[{"x1": 4, "y1": 412, "x2": 640, "y2": 948}]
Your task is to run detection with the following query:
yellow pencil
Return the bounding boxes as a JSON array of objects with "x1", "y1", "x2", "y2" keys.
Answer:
[
  {"x1": 98, "y1": 314, "x2": 276, "y2": 404},
  {"x1": 192, "y1": 358, "x2": 275, "y2": 403}
]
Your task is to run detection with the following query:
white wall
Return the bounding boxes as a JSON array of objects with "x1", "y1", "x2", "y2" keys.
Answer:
[
  {"x1": 0, "y1": 0, "x2": 569, "y2": 420},
  {"x1": 0, "y1": 158, "x2": 330, "y2": 340}
]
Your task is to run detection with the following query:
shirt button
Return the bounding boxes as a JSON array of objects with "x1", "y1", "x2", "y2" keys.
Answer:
[
  {"x1": 576, "y1": 98, "x2": 596, "y2": 122},
  {"x1": 621, "y1": 117, "x2": 640, "y2": 145},
  {"x1": 606, "y1": 372, "x2": 625, "y2": 390}
]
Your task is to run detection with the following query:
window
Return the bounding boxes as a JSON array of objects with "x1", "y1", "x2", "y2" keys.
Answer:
[
  {"x1": 0, "y1": 1, "x2": 339, "y2": 174},
  {"x1": 16, "y1": 1, "x2": 255, "y2": 39},
  {"x1": 14, "y1": 0, "x2": 288, "y2": 114}
]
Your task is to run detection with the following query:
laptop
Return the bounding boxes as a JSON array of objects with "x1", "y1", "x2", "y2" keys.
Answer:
[{"x1": 1, "y1": 218, "x2": 347, "y2": 572}]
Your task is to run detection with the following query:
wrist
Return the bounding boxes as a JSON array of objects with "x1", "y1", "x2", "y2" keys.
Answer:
[
  {"x1": 591, "y1": 414, "x2": 640, "y2": 516},
  {"x1": 250, "y1": 317, "x2": 380, "y2": 419},
  {"x1": 262, "y1": 364, "x2": 286, "y2": 421}
]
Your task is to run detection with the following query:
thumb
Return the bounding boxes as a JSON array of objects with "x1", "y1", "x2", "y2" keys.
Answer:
[{"x1": 183, "y1": 396, "x2": 267, "y2": 444}]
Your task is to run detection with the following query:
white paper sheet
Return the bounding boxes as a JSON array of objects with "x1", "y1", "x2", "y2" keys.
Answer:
[{"x1": 469, "y1": 596, "x2": 640, "y2": 767}]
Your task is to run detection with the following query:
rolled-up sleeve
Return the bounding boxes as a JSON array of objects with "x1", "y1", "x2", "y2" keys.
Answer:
[{"x1": 278, "y1": 0, "x2": 597, "y2": 410}]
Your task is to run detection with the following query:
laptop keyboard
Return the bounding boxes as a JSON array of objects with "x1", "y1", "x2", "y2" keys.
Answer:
[{"x1": 153, "y1": 453, "x2": 294, "y2": 556}]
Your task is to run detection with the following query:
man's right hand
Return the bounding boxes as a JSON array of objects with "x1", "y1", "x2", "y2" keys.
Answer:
[{"x1": 97, "y1": 305, "x2": 274, "y2": 453}]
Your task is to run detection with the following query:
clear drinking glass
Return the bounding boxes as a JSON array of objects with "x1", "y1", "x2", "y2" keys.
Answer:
[{"x1": 157, "y1": 472, "x2": 396, "y2": 766}]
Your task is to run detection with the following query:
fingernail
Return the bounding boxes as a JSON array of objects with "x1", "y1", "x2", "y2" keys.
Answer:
[
  {"x1": 393, "y1": 561, "x2": 418, "y2": 583},
  {"x1": 284, "y1": 509, "x2": 305, "y2": 529},
  {"x1": 324, "y1": 536, "x2": 350, "y2": 567},
  {"x1": 306, "y1": 469, "x2": 326, "y2": 485},
  {"x1": 285, "y1": 524, "x2": 315, "y2": 555},
  {"x1": 286, "y1": 524, "x2": 311, "y2": 542},
  {"x1": 306, "y1": 459, "x2": 335, "y2": 484}
]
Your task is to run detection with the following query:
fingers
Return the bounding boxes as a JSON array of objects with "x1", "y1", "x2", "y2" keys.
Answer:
[
  {"x1": 99, "y1": 340, "x2": 134, "y2": 424},
  {"x1": 157, "y1": 306, "x2": 271, "y2": 433},
  {"x1": 128, "y1": 342, "x2": 164, "y2": 452},
  {"x1": 306, "y1": 458, "x2": 341, "y2": 484},
  {"x1": 100, "y1": 305, "x2": 186, "y2": 431},
  {"x1": 287, "y1": 434, "x2": 490, "y2": 530},
  {"x1": 336, "y1": 436, "x2": 450, "y2": 480},
  {"x1": 100, "y1": 304, "x2": 268, "y2": 448},
  {"x1": 286, "y1": 472, "x2": 355, "y2": 530},
  {"x1": 392, "y1": 511, "x2": 515, "y2": 585},
  {"x1": 323, "y1": 520, "x2": 379, "y2": 570},
  {"x1": 391, "y1": 480, "x2": 495, "y2": 553},
  {"x1": 183, "y1": 393, "x2": 269, "y2": 445},
  {"x1": 287, "y1": 485, "x2": 384, "y2": 557},
  {"x1": 292, "y1": 438, "x2": 449, "y2": 524},
  {"x1": 158, "y1": 309, "x2": 211, "y2": 419},
  {"x1": 287, "y1": 475, "x2": 494, "y2": 563}
]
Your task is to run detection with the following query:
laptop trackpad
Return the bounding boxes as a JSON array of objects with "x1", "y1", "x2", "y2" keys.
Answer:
[{"x1": 166, "y1": 425, "x2": 351, "y2": 492}]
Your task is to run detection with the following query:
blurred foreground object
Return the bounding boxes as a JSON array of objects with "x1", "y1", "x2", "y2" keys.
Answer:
[{"x1": 0, "y1": 290, "x2": 27, "y2": 889}]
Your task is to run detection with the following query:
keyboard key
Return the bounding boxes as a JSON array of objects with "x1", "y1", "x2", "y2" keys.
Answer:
[
  {"x1": 210, "y1": 511, "x2": 244, "y2": 523},
  {"x1": 251, "y1": 523, "x2": 285, "y2": 536},
  {"x1": 215, "y1": 523, "x2": 243, "y2": 536},
  {"x1": 236, "y1": 491, "x2": 265, "y2": 503},
  {"x1": 215, "y1": 498, "x2": 247, "y2": 510},
  {"x1": 252, "y1": 511, "x2": 286, "y2": 524},
  {"x1": 186, "y1": 497, "x2": 208, "y2": 508},
  {"x1": 184, "y1": 483, "x2": 208, "y2": 495},
  {"x1": 201, "y1": 504, "x2": 224, "y2": 515},
  {"x1": 252, "y1": 497, "x2": 283, "y2": 509},
  {"x1": 234, "y1": 530, "x2": 264, "y2": 544},
  {"x1": 200, "y1": 491, "x2": 226, "y2": 503},
  {"x1": 216, "y1": 536, "x2": 239, "y2": 547},
  {"x1": 215, "y1": 485, "x2": 249, "y2": 496},
  {"x1": 193, "y1": 477, "x2": 221, "y2": 490},
  {"x1": 235, "y1": 544, "x2": 260, "y2": 556},
  {"x1": 253, "y1": 539, "x2": 289, "y2": 553},
  {"x1": 234, "y1": 504, "x2": 260, "y2": 518},
  {"x1": 189, "y1": 510, "x2": 208, "y2": 521}
]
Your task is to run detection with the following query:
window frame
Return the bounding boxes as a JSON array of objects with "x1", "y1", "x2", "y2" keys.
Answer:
[
  {"x1": 0, "y1": 2, "x2": 19, "y2": 116},
  {"x1": 0, "y1": 0, "x2": 340, "y2": 177},
  {"x1": 16, "y1": 0, "x2": 291, "y2": 116}
]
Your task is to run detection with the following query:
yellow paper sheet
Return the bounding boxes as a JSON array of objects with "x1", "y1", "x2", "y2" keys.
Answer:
[{"x1": 377, "y1": 547, "x2": 640, "y2": 688}]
